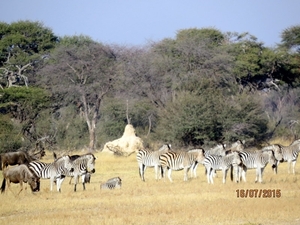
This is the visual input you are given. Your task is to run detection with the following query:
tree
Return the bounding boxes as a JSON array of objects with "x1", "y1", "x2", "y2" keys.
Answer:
[
  {"x1": 280, "y1": 25, "x2": 300, "y2": 52},
  {"x1": 0, "y1": 20, "x2": 58, "y2": 88},
  {"x1": 37, "y1": 36, "x2": 117, "y2": 151},
  {"x1": 0, "y1": 87, "x2": 51, "y2": 148}
]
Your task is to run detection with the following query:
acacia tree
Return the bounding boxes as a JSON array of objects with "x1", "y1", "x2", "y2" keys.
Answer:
[
  {"x1": 38, "y1": 36, "x2": 117, "y2": 151},
  {"x1": 0, "y1": 20, "x2": 58, "y2": 88}
]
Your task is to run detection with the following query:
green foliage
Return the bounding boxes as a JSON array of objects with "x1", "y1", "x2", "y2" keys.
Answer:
[
  {"x1": 280, "y1": 25, "x2": 300, "y2": 51},
  {"x1": 0, "y1": 115, "x2": 23, "y2": 153},
  {"x1": 0, "y1": 87, "x2": 50, "y2": 112},
  {"x1": 0, "y1": 20, "x2": 58, "y2": 65},
  {"x1": 53, "y1": 105, "x2": 89, "y2": 150},
  {"x1": 176, "y1": 27, "x2": 225, "y2": 47}
]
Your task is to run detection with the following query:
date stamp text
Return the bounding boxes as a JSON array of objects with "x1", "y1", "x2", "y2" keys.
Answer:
[{"x1": 236, "y1": 189, "x2": 281, "y2": 198}]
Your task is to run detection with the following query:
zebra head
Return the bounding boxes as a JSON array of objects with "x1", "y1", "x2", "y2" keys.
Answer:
[
  {"x1": 263, "y1": 150, "x2": 277, "y2": 167},
  {"x1": 194, "y1": 148, "x2": 205, "y2": 163},
  {"x1": 262, "y1": 145, "x2": 283, "y2": 162},
  {"x1": 229, "y1": 151, "x2": 242, "y2": 166},
  {"x1": 85, "y1": 153, "x2": 96, "y2": 174}
]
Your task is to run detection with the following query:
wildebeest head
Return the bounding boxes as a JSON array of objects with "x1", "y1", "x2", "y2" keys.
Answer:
[{"x1": 28, "y1": 177, "x2": 40, "y2": 192}]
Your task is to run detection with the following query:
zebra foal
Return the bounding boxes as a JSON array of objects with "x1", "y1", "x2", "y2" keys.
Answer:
[
  {"x1": 159, "y1": 148, "x2": 205, "y2": 182},
  {"x1": 136, "y1": 144, "x2": 171, "y2": 182},
  {"x1": 100, "y1": 177, "x2": 122, "y2": 190}
]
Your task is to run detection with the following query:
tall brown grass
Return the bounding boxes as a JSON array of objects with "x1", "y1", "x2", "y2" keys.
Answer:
[{"x1": 0, "y1": 151, "x2": 299, "y2": 225}]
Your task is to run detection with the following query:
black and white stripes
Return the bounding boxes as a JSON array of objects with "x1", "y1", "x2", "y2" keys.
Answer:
[
  {"x1": 136, "y1": 144, "x2": 171, "y2": 181},
  {"x1": 29, "y1": 155, "x2": 74, "y2": 192}
]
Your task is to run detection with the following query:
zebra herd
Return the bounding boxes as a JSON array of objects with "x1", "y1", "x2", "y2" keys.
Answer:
[{"x1": 136, "y1": 139, "x2": 300, "y2": 183}]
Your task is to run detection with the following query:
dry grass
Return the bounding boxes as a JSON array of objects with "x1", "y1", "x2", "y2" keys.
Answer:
[{"x1": 0, "y1": 151, "x2": 300, "y2": 225}]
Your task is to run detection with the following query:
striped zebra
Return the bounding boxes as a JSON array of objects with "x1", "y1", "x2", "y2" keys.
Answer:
[
  {"x1": 203, "y1": 151, "x2": 242, "y2": 184},
  {"x1": 159, "y1": 148, "x2": 205, "y2": 182},
  {"x1": 29, "y1": 155, "x2": 74, "y2": 192},
  {"x1": 189, "y1": 143, "x2": 227, "y2": 178},
  {"x1": 276, "y1": 139, "x2": 300, "y2": 174},
  {"x1": 136, "y1": 144, "x2": 171, "y2": 182},
  {"x1": 100, "y1": 177, "x2": 122, "y2": 190},
  {"x1": 261, "y1": 144, "x2": 283, "y2": 174},
  {"x1": 57, "y1": 153, "x2": 96, "y2": 192},
  {"x1": 238, "y1": 146, "x2": 281, "y2": 183}
]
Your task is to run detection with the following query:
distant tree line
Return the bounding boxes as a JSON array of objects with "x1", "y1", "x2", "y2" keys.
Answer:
[{"x1": 0, "y1": 20, "x2": 299, "y2": 152}]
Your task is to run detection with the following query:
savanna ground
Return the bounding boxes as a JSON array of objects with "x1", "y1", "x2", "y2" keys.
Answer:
[{"x1": 0, "y1": 148, "x2": 300, "y2": 225}]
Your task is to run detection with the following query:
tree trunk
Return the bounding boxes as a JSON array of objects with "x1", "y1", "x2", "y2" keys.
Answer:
[
  {"x1": 88, "y1": 126, "x2": 96, "y2": 152},
  {"x1": 81, "y1": 88, "x2": 109, "y2": 152}
]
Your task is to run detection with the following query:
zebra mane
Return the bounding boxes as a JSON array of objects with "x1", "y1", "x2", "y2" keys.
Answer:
[{"x1": 54, "y1": 155, "x2": 71, "y2": 163}]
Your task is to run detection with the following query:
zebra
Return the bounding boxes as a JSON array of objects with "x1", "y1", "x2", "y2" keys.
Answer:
[
  {"x1": 238, "y1": 147, "x2": 279, "y2": 183},
  {"x1": 136, "y1": 144, "x2": 172, "y2": 182},
  {"x1": 57, "y1": 153, "x2": 96, "y2": 192},
  {"x1": 159, "y1": 148, "x2": 205, "y2": 182},
  {"x1": 276, "y1": 139, "x2": 300, "y2": 174},
  {"x1": 100, "y1": 177, "x2": 122, "y2": 190},
  {"x1": 261, "y1": 144, "x2": 283, "y2": 174},
  {"x1": 189, "y1": 143, "x2": 227, "y2": 178},
  {"x1": 203, "y1": 151, "x2": 242, "y2": 184},
  {"x1": 29, "y1": 155, "x2": 74, "y2": 192}
]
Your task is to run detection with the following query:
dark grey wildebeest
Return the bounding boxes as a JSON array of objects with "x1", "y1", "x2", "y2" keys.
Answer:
[
  {"x1": 0, "y1": 151, "x2": 32, "y2": 170},
  {"x1": 1, "y1": 164, "x2": 40, "y2": 195}
]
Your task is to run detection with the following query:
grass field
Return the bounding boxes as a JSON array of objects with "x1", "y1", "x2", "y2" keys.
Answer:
[{"x1": 0, "y1": 150, "x2": 300, "y2": 225}]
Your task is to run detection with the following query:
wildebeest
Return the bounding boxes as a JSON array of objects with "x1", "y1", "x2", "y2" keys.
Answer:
[
  {"x1": 0, "y1": 151, "x2": 33, "y2": 170},
  {"x1": 1, "y1": 164, "x2": 40, "y2": 195}
]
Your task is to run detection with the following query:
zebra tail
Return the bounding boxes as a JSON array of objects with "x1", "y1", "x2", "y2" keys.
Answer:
[
  {"x1": 0, "y1": 178, "x2": 6, "y2": 193},
  {"x1": 230, "y1": 165, "x2": 233, "y2": 182}
]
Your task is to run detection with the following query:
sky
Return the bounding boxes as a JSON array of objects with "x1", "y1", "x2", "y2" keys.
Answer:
[{"x1": 1, "y1": 0, "x2": 300, "y2": 47}]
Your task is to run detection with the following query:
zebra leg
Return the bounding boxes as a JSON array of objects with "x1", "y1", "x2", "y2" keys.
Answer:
[
  {"x1": 81, "y1": 175, "x2": 86, "y2": 190},
  {"x1": 222, "y1": 168, "x2": 228, "y2": 184},
  {"x1": 154, "y1": 165, "x2": 158, "y2": 180},
  {"x1": 241, "y1": 166, "x2": 247, "y2": 182},
  {"x1": 167, "y1": 168, "x2": 173, "y2": 182},
  {"x1": 50, "y1": 177, "x2": 54, "y2": 191},
  {"x1": 207, "y1": 167, "x2": 214, "y2": 184},
  {"x1": 206, "y1": 167, "x2": 210, "y2": 183},
  {"x1": 139, "y1": 164, "x2": 146, "y2": 182},
  {"x1": 292, "y1": 161, "x2": 296, "y2": 174},
  {"x1": 183, "y1": 167, "x2": 189, "y2": 181},
  {"x1": 259, "y1": 168, "x2": 264, "y2": 183},
  {"x1": 159, "y1": 166, "x2": 164, "y2": 179}
]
